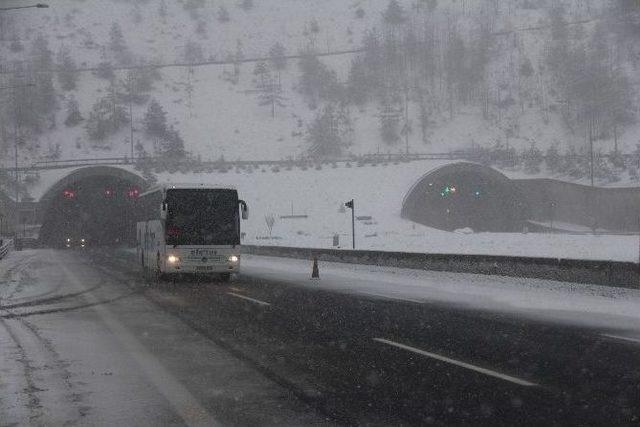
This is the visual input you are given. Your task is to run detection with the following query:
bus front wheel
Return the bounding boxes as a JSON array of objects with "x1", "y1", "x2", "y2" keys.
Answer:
[{"x1": 219, "y1": 273, "x2": 231, "y2": 282}]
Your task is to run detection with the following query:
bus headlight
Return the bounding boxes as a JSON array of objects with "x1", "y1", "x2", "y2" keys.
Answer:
[
  {"x1": 228, "y1": 255, "x2": 239, "y2": 263},
  {"x1": 167, "y1": 255, "x2": 180, "y2": 264}
]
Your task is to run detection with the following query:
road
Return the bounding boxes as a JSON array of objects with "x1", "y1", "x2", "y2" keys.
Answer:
[{"x1": 1, "y1": 248, "x2": 639, "y2": 426}]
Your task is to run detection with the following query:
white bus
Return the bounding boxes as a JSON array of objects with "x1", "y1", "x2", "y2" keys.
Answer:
[{"x1": 136, "y1": 183, "x2": 248, "y2": 281}]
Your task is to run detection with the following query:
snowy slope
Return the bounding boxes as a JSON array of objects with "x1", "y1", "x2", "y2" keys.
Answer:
[{"x1": 2, "y1": 0, "x2": 638, "y2": 170}]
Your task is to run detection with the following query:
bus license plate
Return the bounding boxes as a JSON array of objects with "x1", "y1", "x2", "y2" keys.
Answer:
[{"x1": 196, "y1": 266, "x2": 214, "y2": 272}]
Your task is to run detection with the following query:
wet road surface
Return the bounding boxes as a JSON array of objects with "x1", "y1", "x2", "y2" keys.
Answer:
[{"x1": 1, "y1": 248, "x2": 639, "y2": 426}]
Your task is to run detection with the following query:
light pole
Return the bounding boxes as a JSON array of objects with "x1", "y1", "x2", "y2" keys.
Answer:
[
  {"x1": 345, "y1": 199, "x2": 355, "y2": 249},
  {"x1": 0, "y1": 2, "x2": 48, "y2": 224}
]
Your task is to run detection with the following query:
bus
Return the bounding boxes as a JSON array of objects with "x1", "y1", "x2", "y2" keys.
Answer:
[{"x1": 136, "y1": 183, "x2": 249, "y2": 281}]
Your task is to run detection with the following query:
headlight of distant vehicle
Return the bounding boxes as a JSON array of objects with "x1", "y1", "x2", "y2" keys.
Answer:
[
  {"x1": 167, "y1": 255, "x2": 180, "y2": 264},
  {"x1": 228, "y1": 255, "x2": 239, "y2": 263}
]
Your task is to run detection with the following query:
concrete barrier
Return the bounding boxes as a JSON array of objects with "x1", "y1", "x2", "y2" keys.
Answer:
[{"x1": 242, "y1": 245, "x2": 640, "y2": 289}]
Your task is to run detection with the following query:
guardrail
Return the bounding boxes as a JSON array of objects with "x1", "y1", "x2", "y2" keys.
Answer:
[
  {"x1": 0, "y1": 238, "x2": 12, "y2": 260},
  {"x1": 242, "y1": 245, "x2": 640, "y2": 290},
  {"x1": 4, "y1": 150, "x2": 632, "y2": 174}
]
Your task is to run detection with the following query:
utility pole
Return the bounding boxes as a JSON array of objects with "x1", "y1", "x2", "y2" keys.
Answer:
[
  {"x1": 589, "y1": 116, "x2": 594, "y2": 187},
  {"x1": 129, "y1": 97, "x2": 134, "y2": 160},
  {"x1": 404, "y1": 85, "x2": 410, "y2": 155},
  {"x1": 14, "y1": 118, "x2": 19, "y2": 205},
  {"x1": 345, "y1": 199, "x2": 355, "y2": 249}
]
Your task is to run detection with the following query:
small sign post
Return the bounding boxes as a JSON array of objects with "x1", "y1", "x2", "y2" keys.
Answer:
[{"x1": 345, "y1": 199, "x2": 355, "y2": 250}]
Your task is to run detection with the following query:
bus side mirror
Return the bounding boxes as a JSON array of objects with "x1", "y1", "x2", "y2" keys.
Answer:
[
  {"x1": 239, "y1": 200, "x2": 249, "y2": 220},
  {"x1": 160, "y1": 202, "x2": 167, "y2": 220}
]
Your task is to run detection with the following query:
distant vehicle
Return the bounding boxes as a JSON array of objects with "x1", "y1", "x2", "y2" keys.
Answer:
[
  {"x1": 136, "y1": 184, "x2": 249, "y2": 281},
  {"x1": 64, "y1": 237, "x2": 87, "y2": 249}
]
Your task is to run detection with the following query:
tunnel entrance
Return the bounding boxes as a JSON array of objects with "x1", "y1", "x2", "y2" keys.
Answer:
[
  {"x1": 402, "y1": 163, "x2": 527, "y2": 232},
  {"x1": 40, "y1": 174, "x2": 142, "y2": 248}
]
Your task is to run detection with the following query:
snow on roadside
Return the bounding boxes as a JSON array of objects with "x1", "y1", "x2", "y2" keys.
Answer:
[{"x1": 243, "y1": 254, "x2": 640, "y2": 333}]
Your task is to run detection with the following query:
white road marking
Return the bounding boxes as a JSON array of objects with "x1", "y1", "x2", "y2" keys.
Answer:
[
  {"x1": 601, "y1": 334, "x2": 640, "y2": 345},
  {"x1": 362, "y1": 292, "x2": 423, "y2": 304},
  {"x1": 373, "y1": 338, "x2": 538, "y2": 387},
  {"x1": 226, "y1": 292, "x2": 271, "y2": 307}
]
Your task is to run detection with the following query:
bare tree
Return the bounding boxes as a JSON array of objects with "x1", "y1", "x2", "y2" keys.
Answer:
[{"x1": 265, "y1": 214, "x2": 276, "y2": 237}]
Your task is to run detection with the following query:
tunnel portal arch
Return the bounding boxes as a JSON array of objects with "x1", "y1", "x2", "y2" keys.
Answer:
[
  {"x1": 39, "y1": 167, "x2": 148, "y2": 246},
  {"x1": 401, "y1": 162, "x2": 527, "y2": 232}
]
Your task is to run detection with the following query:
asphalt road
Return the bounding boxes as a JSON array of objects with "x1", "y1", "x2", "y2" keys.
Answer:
[{"x1": 1, "y1": 248, "x2": 639, "y2": 426}]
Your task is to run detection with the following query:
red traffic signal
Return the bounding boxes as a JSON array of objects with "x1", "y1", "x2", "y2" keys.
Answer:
[
  {"x1": 127, "y1": 187, "x2": 140, "y2": 198},
  {"x1": 62, "y1": 189, "x2": 76, "y2": 199}
]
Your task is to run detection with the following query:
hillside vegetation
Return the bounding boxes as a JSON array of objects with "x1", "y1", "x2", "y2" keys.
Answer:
[{"x1": 1, "y1": 0, "x2": 639, "y2": 193}]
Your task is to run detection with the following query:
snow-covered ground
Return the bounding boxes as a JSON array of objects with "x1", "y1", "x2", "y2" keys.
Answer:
[{"x1": 243, "y1": 254, "x2": 640, "y2": 334}]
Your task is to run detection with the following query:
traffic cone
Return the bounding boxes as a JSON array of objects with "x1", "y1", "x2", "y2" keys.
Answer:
[{"x1": 311, "y1": 256, "x2": 320, "y2": 279}]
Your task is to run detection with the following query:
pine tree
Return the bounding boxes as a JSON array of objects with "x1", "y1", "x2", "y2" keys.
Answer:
[
  {"x1": 523, "y1": 142, "x2": 543, "y2": 174},
  {"x1": 86, "y1": 98, "x2": 113, "y2": 141},
  {"x1": 64, "y1": 97, "x2": 83, "y2": 127},
  {"x1": 30, "y1": 35, "x2": 57, "y2": 122},
  {"x1": 30, "y1": 34, "x2": 53, "y2": 71},
  {"x1": 159, "y1": 0, "x2": 168, "y2": 21},
  {"x1": 158, "y1": 125, "x2": 186, "y2": 160},
  {"x1": 85, "y1": 93, "x2": 128, "y2": 141},
  {"x1": 253, "y1": 61, "x2": 269, "y2": 88},
  {"x1": 257, "y1": 78, "x2": 287, "y2": 119},
  {"x1": 347, "y1": 57, "x2": 368, "y2": 105},
  {"x1": 269, "y1": 42, "x2": 287, "y2": 71},
  {"x1": 378, "y1": 95, "x2": 401, "y2": 145},
  {"x1": 144, "y1": 100, "x2": 168, "y2": 138},
  {"x1": 299, "y1": 53, "x2": 342, "y2": 107},
  {"x1": 10, "y1": 37, "x2": 23, "y2": 53},
  {"x1": 218, "y1": 5, "x2": 230, "y2": 22},
  {"x1": 120, "y1": 70, "x2": 150, "y2": 105},
  {"x1": 307, "y1": 103, "x2": 346, "y2": 158},
  {"x1": 195, "y1": 20, "x2": 207, "y2": 38},
  {"x1": 183, "y1": 40, "x2": 204, "y2": 64},
  {"x1": 384, "y1": 0, "x2": 405, "y2": 26},
  {"x1": 57, "y1": 46, "x2": 78, "y2": 91},
  {"x1": 239, "y1": 0, "x2": 253, "y2": 11},
  {"x1": 109, "y1": 23, "x2": 127, "y2": 59},
  {"x1": 94, "y1": 48, "x2": 114, "y2": 80},
  {"x1": 545, "y1": 145, "x2": 562, "y2": 173}
]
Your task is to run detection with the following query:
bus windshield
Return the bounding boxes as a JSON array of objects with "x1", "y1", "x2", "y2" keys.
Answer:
[{"x1": 165, "y1": 189, "x2": 239, "y2": 246}]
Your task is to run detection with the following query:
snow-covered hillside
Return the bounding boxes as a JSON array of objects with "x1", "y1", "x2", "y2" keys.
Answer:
[{"x1": 1, "y1": 0, "x2": 640, "y2": 190}]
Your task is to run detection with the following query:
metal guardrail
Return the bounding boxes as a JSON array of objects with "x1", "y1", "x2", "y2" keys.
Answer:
[
  {"x1": 242, "y1": 245, "x2": 639, "y2": 290},
  {"x1": 0, "y1": 238, "x2": 12, "y2": 260},
  {"x1": 0, "y1": 151, "x2": 501, "y2": 173},
  {"x1": 3, "y1": 151, "x2": 634, "y2": 174}
]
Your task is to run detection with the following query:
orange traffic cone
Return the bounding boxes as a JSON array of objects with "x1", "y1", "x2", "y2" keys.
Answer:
[{"x1": 311, "y1": 256, "x2": 320, "y2": 279}]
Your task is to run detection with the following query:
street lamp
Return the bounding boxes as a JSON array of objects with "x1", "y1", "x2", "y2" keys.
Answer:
[{"x1": 0, "y1": 4, "x2": 48, "y2": 11}]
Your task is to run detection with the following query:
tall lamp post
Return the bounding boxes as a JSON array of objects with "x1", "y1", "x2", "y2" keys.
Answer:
[{"x1": 0, "y1": 3, "x2": 48, "y2": 234}]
